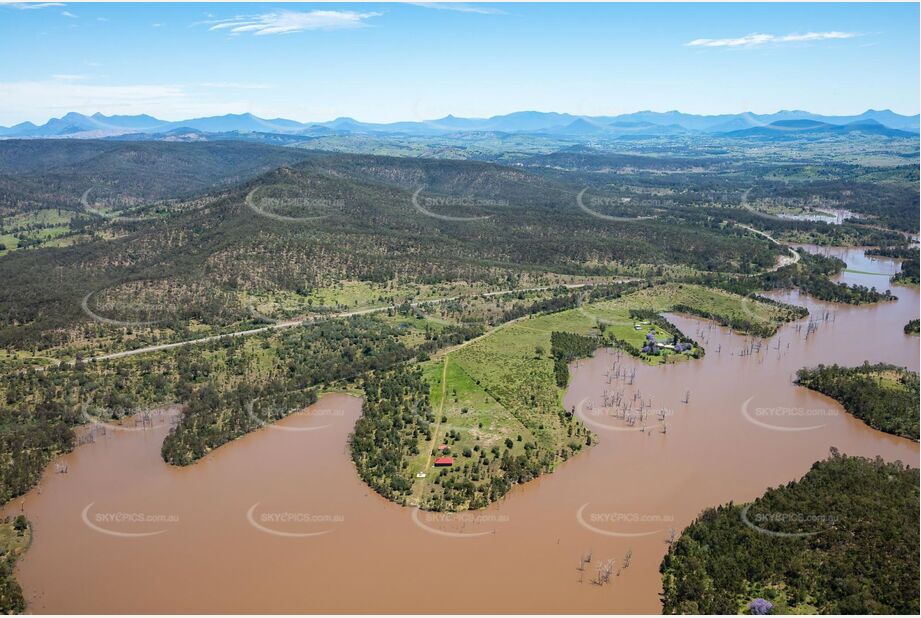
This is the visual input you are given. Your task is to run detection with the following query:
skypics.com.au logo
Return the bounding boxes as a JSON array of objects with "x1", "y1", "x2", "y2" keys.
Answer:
[{"x1": 246, "y1": 184, "x2": 342, "y2": 223}]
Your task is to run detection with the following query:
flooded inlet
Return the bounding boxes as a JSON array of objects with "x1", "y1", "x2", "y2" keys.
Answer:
[{"x1": 4, "y1": 247, "x2": 918, "y2": 614}]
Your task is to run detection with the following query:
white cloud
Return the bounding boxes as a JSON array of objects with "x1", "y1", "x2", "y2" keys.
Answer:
[
  {"x1": 59, "y1": 9, "x2": 75, "y2": 18},
  {"x1": 2, "y1": 2, "x2": 66, "y2": 9},
  {"x1": 200, "y1": 82, "x2": 272, "y2": 90},
  {"x1": 51, "y1": 73, "x2": 88, "y2": 81},
  {"x1": 408, "y1": 2, "x2": 504, "y2": 15},
  {"x1": 686, "y1": 31, "x2": 858, "y2": 48},
  {"x1": 205, "y1": 10, "x2": 381, "y2": 36}
]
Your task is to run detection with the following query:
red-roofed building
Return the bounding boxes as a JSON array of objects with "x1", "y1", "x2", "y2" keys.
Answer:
[{"x1": 434, "y1": 456, "x2": 454, "y2": 467}]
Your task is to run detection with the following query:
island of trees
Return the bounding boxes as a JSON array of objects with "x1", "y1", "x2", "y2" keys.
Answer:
[
  {"x1": 795, "y1": 362, "x2": 919, "y2": 440},
  {"x1": 660, "y1": 452, "x2": 919, "y2": 614}
]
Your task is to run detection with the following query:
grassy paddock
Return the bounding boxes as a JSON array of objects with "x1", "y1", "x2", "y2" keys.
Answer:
[{"x1": 588, "y1": 283, "x2": 798, "y2": 336}]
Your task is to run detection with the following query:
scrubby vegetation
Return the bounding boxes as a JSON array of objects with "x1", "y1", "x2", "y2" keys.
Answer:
[
  {"x1": 0, "y1": 515, "x2": 29, "y2": 614},
  {"x1": 866, "y1": 244, "x2": 919, "y2": 260},
  {"x1": 661, "y1": 452, "x2": 919, "y2": 614},
  {"x1": 350, "y1": 366, "x2": 432, "y2": 502},
  {"x1": 550, "y1": 331, "x2": 599, "y2": 387},
  {"x1": 795, "y1": 363, "x2": 919, "y2": 439},
  {"x1": 788, "y1": 253, "x2": 897, "y2": 303},
  {"x1": 161, "y1": 317, "x2": 420, "y2": 464},
  {"x1": 0, "y1": 313, "x2": 483, "y2": 500},
  {"x1": 905, "y1": 319, "x2": 919, "y2": 335},
  {"x1": 893, "y1": 255, "x2": 920, "y2": 285},
  {"x1": 162, "y1": 385, "x2": 319, "y2": 465},
  {"x1": 692, "y1": 251, "x2": 897, "y2": 307},
  {"x1": 0, "y1": 409, "x2": 75, "y2": 505}
]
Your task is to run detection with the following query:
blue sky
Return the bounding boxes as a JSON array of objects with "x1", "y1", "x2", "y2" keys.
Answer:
[{"x1": 1, "y1": 2, "x2": 918, "y2": 125}]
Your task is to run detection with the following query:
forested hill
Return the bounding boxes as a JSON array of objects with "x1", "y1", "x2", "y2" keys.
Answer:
[
  {"x1": 0, "y1": 140, "x2": 315, "y2": 213},
  {"x1": 0, "y1": 148, "x2": 782, "y2": 348}
]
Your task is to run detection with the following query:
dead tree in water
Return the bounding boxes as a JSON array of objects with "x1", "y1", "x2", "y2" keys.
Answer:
[
  {"x1": 682, "y1": 390, "x2": 690, "y2": 404},
  {"x1": 593, "y1": 559, "x2": 615, "y2": 586},
  {"x1": 665, "y1": 528, "x2": 678, "y2": 547},
  {"x1": 805, "y1": 320, "x2": 819, "y2": 339},
  {"x1": 623, "y1": 549, "x2": 633, "y2": 569},
  {"x1": 578, "y1": 549, "x2": 594, "y2": 581}
]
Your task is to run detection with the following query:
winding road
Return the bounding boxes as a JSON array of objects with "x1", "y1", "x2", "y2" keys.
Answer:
[
  {"x1": 737, "y1": 186, "x2": 801, "y2": 270},
  {"x1": 737, "y1": 223, "x2": 801, "y2": 269}
]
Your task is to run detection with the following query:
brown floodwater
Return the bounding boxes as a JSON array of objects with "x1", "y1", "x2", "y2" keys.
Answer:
[{"x1": 4, "y1": 247, "x2": 919, "y2": 614}]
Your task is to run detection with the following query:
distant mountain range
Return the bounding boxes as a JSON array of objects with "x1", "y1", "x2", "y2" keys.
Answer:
[
  {"x1": 1, "y1": 109, "x2": 918, "y2": 140},
  {"x1": 723, "y1": 118, "x2": 916, "y2": 139}
]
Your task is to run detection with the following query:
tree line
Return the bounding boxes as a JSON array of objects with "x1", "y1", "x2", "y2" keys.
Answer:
[{"x1": 795, "y1": 362, "x2": 919, "y2": 439}]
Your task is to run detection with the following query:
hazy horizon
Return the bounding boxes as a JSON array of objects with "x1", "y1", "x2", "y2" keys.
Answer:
[
  {"x1": 1, "y1": 2, "x2": 919, "y2": 126},
  {"x1": 4, "y1": 105, "x2": 920, "y2": 128}
]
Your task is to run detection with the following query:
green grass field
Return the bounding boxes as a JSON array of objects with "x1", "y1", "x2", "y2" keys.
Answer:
[
  {"x1": 409, "y1": 314, "x2": 585, "y2": 508},
  {"x1": 0, "y1": 234, "x2": 17, "y2": 255},
  {"x1": 589, "y1": 283, "x2": 796, "y2": 336},
  {"x1": 0, "y1": 209, "x2": 75, "y2": 255}
]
